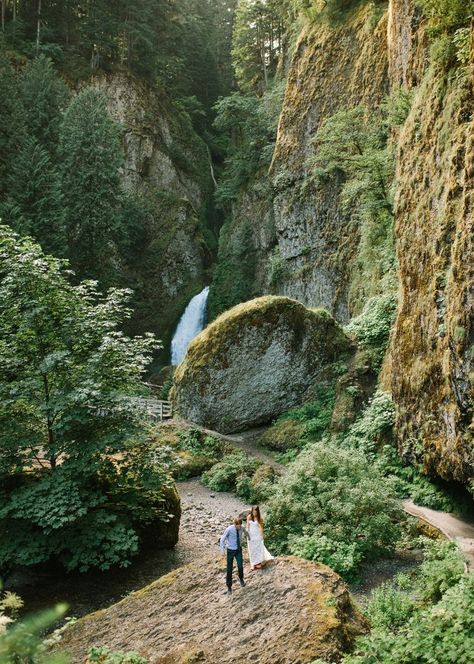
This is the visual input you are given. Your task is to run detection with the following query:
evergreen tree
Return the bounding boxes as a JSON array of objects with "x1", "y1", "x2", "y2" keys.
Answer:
[
  {"x1": 0, "y1": 49, "x2": 25, "y2": 199},
  {"x1": 2, "y1": 136, "x2": 66, "y2": 255},
  {"x1": 20, "y1": 54, "x2": 70, "y2": 156},
  {"x1": 59, "y1": 87, "x2": 124, "y2": 283}
]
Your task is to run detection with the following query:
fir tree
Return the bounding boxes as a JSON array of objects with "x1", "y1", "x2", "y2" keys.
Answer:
[
  {"x1": 20, "y1": 54, "x2": 70, "y2": 157},
  {"x1": 59, "y1": 87, "x2": 124, "y2": 283},
  {"x1": 0, "y1": 50, "x2": 25, "y2": 199},
  {"x1": 2, "y1": 135, "x2": 66, "y2": 256}
]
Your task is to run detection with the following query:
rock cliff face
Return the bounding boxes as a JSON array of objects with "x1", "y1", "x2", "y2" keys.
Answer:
[
  {"x1": 58, "y1": 556, "x2": 367, "y2": 664},
  {"x1": 385, "y1": 3, "x2": 474, "y2": 485},
  {"x1": 211, "y1": 4, "x2": 389, "y2": 323},
  {"x1": 172, "y1": 296, "x2": 352, "y2": 433},
  {"x1": 91, "y1": 73, "x2": 213, "y2": 362},
  {"x1": 210, "y1": 2, "x2": 473, "y2": 489}
]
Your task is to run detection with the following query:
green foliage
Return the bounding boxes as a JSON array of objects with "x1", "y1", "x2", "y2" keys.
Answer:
[
  {"x1": 269, "y1": 248, "x2": 289, "y2": 289},
  {"x1": 365, "y1": 582, "x2": 415, "y2": 630},
  {"x1": 416, "y1": 0, "x2": 474, "y2": 71},
  {"x1": 59, "y1": 87, "x2": 124, "y2": 284},
  {"x1": 208, "y1": 219, "x2": 257, "y2": 319},
  {"x1": 0, "y1": 51, "x2": 25, "y2": 198},
  {"x1": 340, "y1": 540, "x2": 470, "y2": 664},
  {"x1": 266, "y1": 441, "x2": 402, "y2": 579},
  {"x1": 20, "y1": 55, "x2": 70, "y2": 157},
  {"x1": 0, "y1": 227, "x2": 173, "y2": 573},
  {"x1": 1, "y1": 136, "x2": 66, "y2": 256},
  {"x1": 382, "y1": 87, "x2": 413, "y2": 128},
  {"x1": 87, "y1": 647, "x2": 147, "y2": 664},
  {"x1": 310, "y1": 105, "x2": 395, "y2": 308},
  {"x1": 232, "y1": 0, "x2": 286, "y2": 93},
  {"x1": 213, "y1": 83, "x2": 283, "y2": 206},
  {"x1": 202, "y1": 450, "x2": 277, "y2": 502},
  {"x1": 345, "y1": 295, "x2": 397, "y2": 370},
  {"x1": 0, "y1": 603, "x2": 68, "y2": 663},
  {"x1": 339, "y1": 391, "x2": 395, "y2": 454}
]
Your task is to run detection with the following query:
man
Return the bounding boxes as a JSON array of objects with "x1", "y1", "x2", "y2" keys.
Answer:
[{"x1": 220, "y1": 517, "x2": 248, "y2": 595}]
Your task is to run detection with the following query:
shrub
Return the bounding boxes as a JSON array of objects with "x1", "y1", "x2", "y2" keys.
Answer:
[
  {"x1": 201, "y1": 451, "x2": 278, "y2": 503},
  {"x1": 339, "y1": 391, "x2": 395, "y2": 455},
  {"x1": 87, "y1": 647, "x2": 148, "y2": 664},
  {"x1": 344, "y1": 295, "x2": 397, "y2": 371},
  {"x1": 417, "y1": 538, "x2": 466, "y2": 603},
  {"x1": 266, "y1": 442, "x2": 402, "y2": 579},
  {"x1": 365, "y1": 582, "x2": 415, "y2": 630}
]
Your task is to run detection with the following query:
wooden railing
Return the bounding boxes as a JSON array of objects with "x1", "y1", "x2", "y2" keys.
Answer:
[{"x1": 131, "y1": 396, "x2": 173, "y2": 421}]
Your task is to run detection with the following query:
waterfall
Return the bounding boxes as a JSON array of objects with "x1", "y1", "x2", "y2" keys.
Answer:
[{"x1": 171, "y1": 286, "x2": 210, "y2": 366}]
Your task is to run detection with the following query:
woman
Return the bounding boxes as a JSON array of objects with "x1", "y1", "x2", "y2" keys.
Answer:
[{"x1": 247, "y1": 505, "x2": 273, "y2": 570}]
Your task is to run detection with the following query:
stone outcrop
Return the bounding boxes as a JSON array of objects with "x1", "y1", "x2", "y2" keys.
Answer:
[
  {"x1": 210, "y1": 4, "x2": 390, "y2": 323},
  {"x1": 172, "y1": 296, "x2": 352, "y2": 433},
  {"x1": 383, "y1": 3, "x2": 474, "y2": 485},
  {"x1": 90, "y1": 72, "x2": 213, "y2": 361},
  {"x1": 58, "y1": 556, "x2": 367, "y2": 664}
]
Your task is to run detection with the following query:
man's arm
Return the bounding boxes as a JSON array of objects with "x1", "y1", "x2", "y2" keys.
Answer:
[{"x1": 219, "y1": 526, "x2": 230, "y2": 554}]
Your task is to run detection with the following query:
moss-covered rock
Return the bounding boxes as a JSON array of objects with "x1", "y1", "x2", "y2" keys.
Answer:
[
  {"x1": 57, "y1": 557, "x2": 367, "y2": 664},
  {"x1": 172, "y1": 296, "x2": 352, "y2": 433}
]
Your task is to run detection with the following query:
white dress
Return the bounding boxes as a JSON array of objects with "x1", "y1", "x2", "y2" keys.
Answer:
[{"x1": 247, "y1": 519, "x2": 274, "y2": 568}]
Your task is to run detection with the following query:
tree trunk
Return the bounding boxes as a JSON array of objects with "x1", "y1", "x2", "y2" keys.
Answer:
[
  {"x1": 36, "y1": 0, "x2": 41, "y2": 52},
  {"x1": 42, "y1": 374, "x2": 57, "y2": 469}
]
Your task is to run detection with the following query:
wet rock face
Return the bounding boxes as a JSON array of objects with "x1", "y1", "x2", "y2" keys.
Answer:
[
  {"x1": 172, "y1": 296, "x2": 352, "y2": 433},
  {"x1": 89, "y1": 72, "x2": 211, "y2": 358},
  {"x1": 58, "y1": 557, "x2": 367, "y2": 664}
]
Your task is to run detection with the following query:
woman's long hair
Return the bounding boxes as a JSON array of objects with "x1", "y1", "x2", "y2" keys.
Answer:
[{"x1": 250, "y1": 505, "x2": 263, "y2": 525}]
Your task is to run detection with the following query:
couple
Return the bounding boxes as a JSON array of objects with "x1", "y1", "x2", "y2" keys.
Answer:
[{"x1": 219, "y1": 505, "x2": 273, "y2": 595}]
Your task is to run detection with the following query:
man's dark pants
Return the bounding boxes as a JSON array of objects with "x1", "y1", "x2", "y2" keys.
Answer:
[{"x1": 226, "y1": 547, "x2": 244, "y2": 589}]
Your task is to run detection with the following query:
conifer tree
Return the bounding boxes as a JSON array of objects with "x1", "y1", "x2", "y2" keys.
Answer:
[
  {"x1": 3, "y1": 136, "x2": 66, "y2": 256},
  {"x1": 59, "y1": 87, "x2": 124, "y2": 283},
  {"x1": 0, "y1": 50, "x2": 25, "y2": 199},
  {"x1": 20, "y1": 54, "x2": 70, "y2": 157}
]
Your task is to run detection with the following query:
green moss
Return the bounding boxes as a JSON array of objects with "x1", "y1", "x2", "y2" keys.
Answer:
[{"x1": 174, "y1": 296, "x2": 351, "y2": 384}]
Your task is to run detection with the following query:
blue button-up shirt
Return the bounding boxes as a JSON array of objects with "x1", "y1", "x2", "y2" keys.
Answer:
[{"x1": 220, "y1": 524, "x2": 244, "y2": 553}]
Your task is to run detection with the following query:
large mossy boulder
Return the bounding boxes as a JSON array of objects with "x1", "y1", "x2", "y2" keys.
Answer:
[
  {"x1": 58, "y1": 557, "x2": 367, "y2": 664},
  {"x1": 172, "y1": 296, "x2": 352, "y2": 433}
]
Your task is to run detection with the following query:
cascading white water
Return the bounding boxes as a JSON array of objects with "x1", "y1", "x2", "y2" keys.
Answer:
[{"x1": 171, "y1": 286, "x2": 210, "y2": 366}]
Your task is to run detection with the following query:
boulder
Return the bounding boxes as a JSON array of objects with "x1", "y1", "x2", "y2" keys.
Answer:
[
  {"x1": 58, "y1": 556, "x2": 367, "y2": 664},
  {"x1": 172, "y1": 296, "x2": 352, "y2": 433}
]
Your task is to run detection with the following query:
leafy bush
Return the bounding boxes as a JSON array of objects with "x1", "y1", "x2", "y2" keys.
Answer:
[
  {"x1": 261, "y1": 383, "x2": 338, "y2": 454},
  {"x1": 365, "y1": 582, "x2": 415, "y2": 630},
  {"x1": 201, "y1": 451, "x2": 278, "y2": 503},
  {"x1": 344, "y1": 295, "x2": 397, "y2": 370},
  {"x1": 0, "y1": 603, "x2": 67, "y2": 663},
  {"x1": 339, "y1": 391, "x2": 395, "y2": 455},
  {"x1": 87, "y1": 647, "x2": 148, "y2": 664},
  {"x1": 340, "y1": 540, "x2": 472, "y2": 664},
  {"x1": 266, "y1": 442, "x2": 402, "y2": 579}
]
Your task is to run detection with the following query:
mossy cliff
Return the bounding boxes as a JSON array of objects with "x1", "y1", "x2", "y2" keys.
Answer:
[
  {"x1": 210, "y1": 3, "x2": 390, "y2": 323},
  {"x1": 91, "y1": 72, "x2": 214, "y2": 363},
  {"x1": 383, "y1": 2, "x2": 474, "y2": 486},
  {"x1": 210, "y1": 2, "x2": 473, "y2": 490}
]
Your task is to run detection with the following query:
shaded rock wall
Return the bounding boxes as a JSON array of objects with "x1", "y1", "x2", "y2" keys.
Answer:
[
  {"x1": 91, "y1": 73, "x2": 213, "y2": 363},
  {"x1": 386, "y1": 5, "x2": 474, "y2": 484},
  {"x1": 211, "y1": 4, "x2": 389, "y2": 323}
]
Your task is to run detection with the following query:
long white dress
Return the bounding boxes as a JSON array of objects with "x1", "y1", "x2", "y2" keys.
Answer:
[{"x1": 247, "y1": 519, "x2": 274, "y2": 568}]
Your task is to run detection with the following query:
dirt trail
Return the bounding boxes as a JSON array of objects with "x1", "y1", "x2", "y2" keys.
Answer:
[
  {"x1": 403, "y1": 500, "x2": 474, "y2": 570},
  {"x1": 177, "y1": 420, "x2": 474, "y2": 571}
]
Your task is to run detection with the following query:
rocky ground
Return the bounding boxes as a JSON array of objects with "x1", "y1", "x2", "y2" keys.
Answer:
[
  {"x1": 9, "y1": 480, "x2": 248, "y2": 619},
  {"x1": 58, "y1": 557, "x2": 367, "y2": 664}
]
